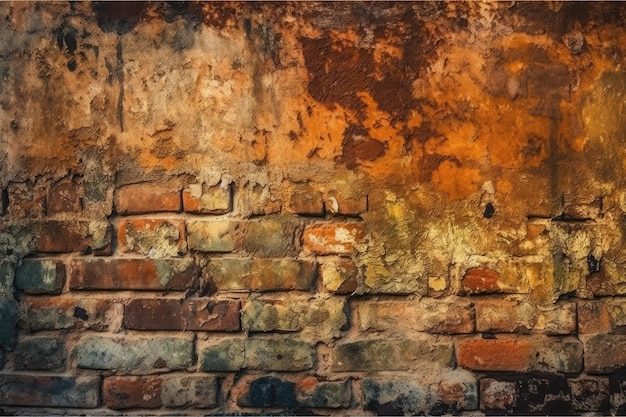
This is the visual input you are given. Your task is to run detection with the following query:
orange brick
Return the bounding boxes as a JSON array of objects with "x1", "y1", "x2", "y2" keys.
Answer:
[
  {"x1": 114, "y1": 183, "x2": 181, "y2": 214},
  {"x1": 457, "y1": 338, "x2": 531, "y2": 371},
  {"x1": 303, "y1": 223, "x2": 362, "y2": 254},
  {"x1": 461, "y1": 267, "x2": 501, "y2": 294}
]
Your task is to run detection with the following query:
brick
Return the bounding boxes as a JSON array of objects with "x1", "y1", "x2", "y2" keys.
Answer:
[
  {"x1": 200, "y1": 338, "x2": 315, "y2": 372},
  {"x1": 303, "y1": 223, "x2": 362, "y2": 254},
  {"x1": 114, "y1": 183, "x2": 181, "y2": 214},
  {"x1": 241, "y1": 295, "x2": 346, "y2": 339},
  {"x1": 295, "y1": 377, "x2": 350, "y2": 409},
  {"x1": 286, "y1": 183, "x2": 324, "y2": 216},
  {"x1": 562, "y1": 197, "x2": 602, "y2": 220},
  {"x1": 480, "y1": 378, "x2": 517, "y2": 412},
  {"x1": 68, "y1": 258, "x2": 196, "y2": 290},
  {"x1": 461, "y1": 267, "x2": 501, "y2": 294},
  {"x1": 187, "y1": 220, "x2": 236, "y2": 252},
  {"x1": 355, "y1": 297, "x2": 475, "y2": 335},
  {"x1": 15, "y1": 258, "x2": 65, "y2": 294},
  {"x1": 118, "y1": 218, "x2": 186, "y2": 257},
  {"x1": 12, "y1": 337, "x2": 65, "y2": 371},
  {"x1": 331, "y1": 338, "x2": 454, "y2": 372},
  {"x1": 324, "y1": 191, "x2": 368, "y2": 216},
  {"x1": 584, "y1": 335, "x2": 626, "y2": 374},
  {"x1": 237, "y1": 376, "x2": 297, "y2": 408},
  {"x1": 239, "y1": 182, "x2": 281, "y2": 216},
  {"x1": 161, "y1": 375, "x2": 218, "y2": 408},
  {"x1": 476, "y1": 298, "x2": 576, "y2": 335},
  {"x1": 0, "y1": 375, "x2": 100, "y2": 408},
  {"x1": 0, "y1": 258, "x2": 15, "y2": 295},
  {"x1": 569, "y1": 378, "x2": 610, "y2": 413},
  {"x1": 458, "y1": 336, "x2": 582, "y2": 373},
  {"x1": 7, "y1": 181, "x2": 46, "y2": 218},
  {"x1": 74, "y1": 335, "x2": 193, "y2": 373},
  {"x1": 183, "y1": 182, "x2": 231, "y2": 214},
  {"x1": 319, "y1": 257, "x2": 358, "y2": 294},
  {"x1": 35, "y1": 220, "x2": 96, "y2": 253},
  {"x1": 0, "y1": 296, "x2": 18, "y2": 350},
  {"x1": 48, "y1": 177, "x2": 83, "y2": 213},
  {"x1": 104, "y1": 376, "x2": 162, "y2": 409},
  {"x1": 242, "y1": 215, "x2": 303, "y2": 256},
  {"x1": 124, "y1": 298, "x2": 240, "y2": 331},
  {"x1": 363, "y1": 372, "x2": 478, "y2": 415},
  {"x1": 578, "y1": 298, "x2": 626, "y2": 334},
  {"x1": 18, "y1": 296, "x2": 122, "y2": 332},
  {"x1": 208, "y1": 258, "x2": 316, "y2": 292}
]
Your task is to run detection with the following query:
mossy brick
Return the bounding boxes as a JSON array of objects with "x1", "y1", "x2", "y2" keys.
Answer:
[
  {"x1": 200, "y1": 338, "x2": 315, "y2": 372},
  {"x1": 0, "y1": 296, "x2": 18, "y2": 350},
  {"x1": 355, "y1": 296, "x2": 475, "y2": 335},
  {"x1": 363, "y1": 372, "x2": 478, "y2": 415},
  {"x1": 208, "y1": 258, "x2": 316, "y2": 292},
  {"x1": 12, "y1": 337, "x2": 65, "y2": 371},
  {"x1": 15, "y1": 259, "x2": 65, "y2": 294},
  {"x1": 475, "y1": 298, "x2": 576, "y2": 335},
  {"x1": 0, "y1": 375, "x2": 100, "y2": 408},
  {"x1": 331, "y1": 338, "x2": 454, "y2": 372},
  {"x1": 183, "y1": 182, "x2": 232, "y2": 214},
  {"x1": 161, "y1": 375, "x2": 218, "y2": 408},
  {"x1": 124, "y1": 298, "x2": 240, "y2": 331},
  {"x1": 118, "y1": 218, "x2": 187, "y2": 257},
  {"x1": 68, "y1": 258, "x2": 196, "y2": 290},
  {"x1": 241, "y1": 295, "x2": 346, "y2": 339},
  {"x1": 303, "y1": 223, "x2": 362, "y2": 254},
  {"x1": 0, "y1": 258, "x2": 15, "y2": 295},
  {"x1": 583, "y1": 335, "x2": 626, "y2": 374},
  {"x1": 74, "y1": 335, "x2": 193, "y2": 373},
  {"x1": 296, "y1": 377, "x2": 351, "y2": 408},
  {"x1": 319, "y1": 257, "x2": 358, "y2": 294},
  {"x1": 242, "y1": 215, "x2": 303, "y2": 256},
  {"x1": 114, "y1": 183, "x2": 182, "y2": 214},
  {"x1": 18, "y1": 296, "x2": 122, "y2": 332},
  {"x1": 186, "y1": 220, "x2": 236, "y2": 252},
  {"x1": 237, "y1": 376, "x2": 298, "y2": 408}
]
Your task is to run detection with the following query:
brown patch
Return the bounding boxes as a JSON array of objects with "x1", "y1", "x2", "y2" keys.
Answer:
[
  {"x1": 457, "y1": 338, "x2": 531, "y2": 371},
  {"x1": 462, "y1": 267, "x2": 501, "y2": 294}
]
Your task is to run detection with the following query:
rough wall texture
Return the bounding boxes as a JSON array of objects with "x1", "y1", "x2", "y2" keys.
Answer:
[{"x1": 1, "y1": 1, "x2": 626, "y2": 414}]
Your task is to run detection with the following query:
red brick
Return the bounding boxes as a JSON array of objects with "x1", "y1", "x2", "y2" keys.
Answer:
[
  {"x1": 578, "y1": 299, "x2": 626, "y2": 334},
  {"x1": 124, "y1": 298, "x2": 240, "y2": 331},
  {"x1": 461, "y1": 267, "x2": 501, "y2": 294},
  {"x1": 286, "y1": 183, "x2": 324, "y2": 216},
  {"x1": 118, "y1": 218, "x2": 186, "y2": 257},
  {"x1": 48, "y1": 177, "x2": 82, "y2": 213},
  {"x1": 103, "y1": 376, "x2": 162, "y2": 409},
  {"x1": 18, "y1": 296, "x2": 122, "y2": 332},
  {"x1": 35, "y1": 220, "x2": 91, "y2": 253},
  {"x1": 182, "y1": 182, "x2": 231, "y2": 214},
  {"x1": 303, "y1": 223, "x2": 362, "y2": 254},
  {"x1": 457, "y1": 338, "x2": 531, "y2": 371},
  {"x1": 114, "y1": 183, "x2": 181, "y2": 214}
]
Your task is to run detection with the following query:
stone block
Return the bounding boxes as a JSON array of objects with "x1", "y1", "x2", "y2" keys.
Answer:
[{"x1": 12, "y1": 337, "x2": 65, "y2": 371}]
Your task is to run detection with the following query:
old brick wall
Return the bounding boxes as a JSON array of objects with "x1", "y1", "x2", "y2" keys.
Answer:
[{"x1": 1, "y1": 1, "x2": 626, "y2": 414}]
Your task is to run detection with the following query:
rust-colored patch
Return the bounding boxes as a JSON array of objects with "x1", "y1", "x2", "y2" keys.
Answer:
[
  {"x1": 457, "y1": 338, "x2": 531, "y2": 371},
  {"x1": 462, "y1": 267, "x2": 501, "y2": 294}
]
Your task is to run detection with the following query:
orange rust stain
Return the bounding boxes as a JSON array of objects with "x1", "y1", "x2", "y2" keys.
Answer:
[
  {"x1": 462, "y1": 267, "x2": 501, "y2": 294},
  {"x1": 457, "y1": 338, "x2": 531, "y2": 371},
  {"x1": 431, "y1": 160, "x2": 481, "y2": 201}
]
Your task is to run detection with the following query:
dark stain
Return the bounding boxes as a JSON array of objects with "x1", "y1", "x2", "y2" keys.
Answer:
[
  {"x1": 73, "y1": 306, "x2": 89, "y2": 321},
  {"x1": 483, "y1": 203, "x2": 495, "y2": 219},
  {"x1": 64, "y1": 32, "x2": 77, "y2": 53},
  {"x1": 92, "y1": 2, "x2": 147, "y2": 35},
  {"x1": 0, "y1": 188, "x2": 8, "y2": 217},
  {"x1": 67, "y1": 58, "x2": 77, "y2": 72},
  {"x1": 336, "y1": 124, "x2": 386, "y2": 169},
  {"x1": 586, "y1": 253, "x2": 601, "y2": 274},
  {"x1": 243, "y1": 377, "x2": 298, "y2": 409},
  {"x1": 243, "y1": 18, "x2": 252, "y2": 38}
]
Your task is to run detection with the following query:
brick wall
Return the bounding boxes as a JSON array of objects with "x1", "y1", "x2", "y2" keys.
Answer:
[{"x1": 2, "y1": 2, "x2": 626, "y2": 415}]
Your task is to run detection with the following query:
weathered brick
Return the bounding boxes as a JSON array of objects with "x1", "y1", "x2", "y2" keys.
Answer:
[
  {"x1": 458, "y1": 336, "x2": 582, "y2": 373},
  {"x1": 68, "y1": 258, "x2": 196, "y2": 290},
  {"x1": 7, "y1": 181, "x2": 46, "y2": 218},
  {"x1": 242, "y1": 215, "x2": 303, "y2": 256},
  {"x1": 0, "y1": 258, "x2": 15, "y2": 295},
  {"x1": 12, "y1": 337, "x2": 65, "y2": 371},
  {"x1": 475, "y1": 298, "x2": 576, "y2": 335},
  {"x1": 324, "y1": 191, "x2": 368, "y2": 216},
  {"x1": 48, "y1": 177, "x2": 83, "y2": 213},
  {"x1": 18, "y1": 296, "x2": 122, "y2": 332},
  {"x1": 118, "y1": 218, "x2": 186, "y2": 257},
  {"x1": 303, "y1": 223, "x2": 362, "y2": 254},
  {"x1": 187, "y1": 220, "x2": 236, "y2": 252},
  {"x1": 241, "y1": 295, "x2": 346, "y2": 339},
  {"x1": 114, "y1": 183, "x2": 181, "y2": 214},
  {"x1": 480, "y1": 378, "x2": 517, "y2": 412},
  {"x1": 237, "y1": 376, "x2": 297, "y2": 408},
  {"x1": 584, "y1": 335, "x2": 626, "y2": 374},
  {"x1": 355, "y1": 297, "x2": 475, "y2": 335},
  {"x1": 200, "y1": 338, "x2": 315, "y2": 372},
  {"x1": 0, "y1": 296, "x2": 18, "y2": 349},
  {"x1": 363, "y1": 372, "x2": 478, "y2": 415},
  {"x1": 15, "y1": 258, "x2": 65, "y2": 294},
  {"x1": 104, "y1": 376, "x2": 162, "y2": 409},
  {"x1": 569, "y1": 378, "x2": 610, "y2": 413},
  {"x1": 161, "y1": 375, "x2": 218, "y2": 408},
  {"x1": 74, "y1": 335, "x2": 193, "y2": 373},
  {"x1": 0, "y1": 375, "x2": 100, "y2": 408},
  {"x1": 208, "y1": 258, "x2": 316, "y2": 292},
  {"x1": 183, "y1": 182, "x2": 231, "y2": 214},
  {"x1": 35, "y1": 220, "x2": 106, "y2": 253},
  {"x1": 319, "y1": 257, "x2": 358, "y2": 294},
  {"x1": 286, "y1": 183, "x2": 324, "y2": 216},
  {"x1": 295, "y1": 377, "x2": 350, "y2": 409},
  {"x1": 331, "y1": 338, "x2": 454, "y2": 372},
  {"x1": 578, "y1": 298, "x2": 626, "y2": 334},
  {"x1": 461, "y1": 267, "x2": 501, "y2": 294},
  {"x1": 124, "y1": 298, "x2": 240, "y2": 331}
]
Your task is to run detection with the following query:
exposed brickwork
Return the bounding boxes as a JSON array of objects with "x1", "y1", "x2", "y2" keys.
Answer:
[{"x1": 3, "y1": 2, "x2": 626, "y2": 415}]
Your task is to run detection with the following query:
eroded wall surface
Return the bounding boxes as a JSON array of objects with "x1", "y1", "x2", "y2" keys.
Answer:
[{"x1": 2, "y1": 1, "x2": 626, "y2": 414}]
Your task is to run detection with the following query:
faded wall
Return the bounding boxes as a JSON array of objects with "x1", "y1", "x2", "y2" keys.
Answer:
[{"x1": 1, "y1": 1, "x2": 626, "y2": 414}]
